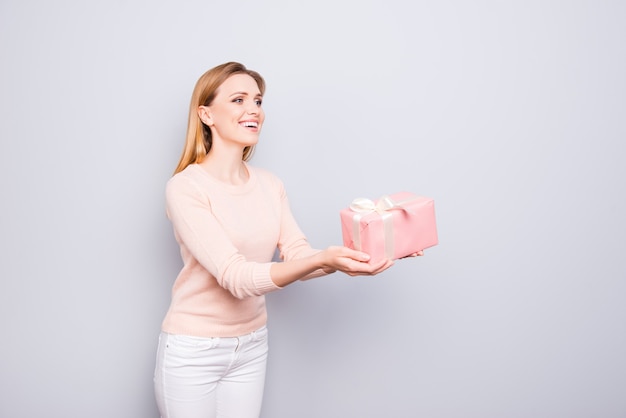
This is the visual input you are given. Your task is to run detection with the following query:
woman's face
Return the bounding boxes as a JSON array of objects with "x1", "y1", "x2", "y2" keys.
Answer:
[{"x1": 200, "y1": 73, "x2": 265, "y2": 149}]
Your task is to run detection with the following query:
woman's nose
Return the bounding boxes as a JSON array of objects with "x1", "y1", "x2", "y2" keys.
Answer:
[{"x1": 246, "y1": 102, "x2": 259, "y2": 114}]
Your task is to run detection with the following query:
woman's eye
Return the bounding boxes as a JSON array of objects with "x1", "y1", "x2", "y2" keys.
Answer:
[
  {"x1": 233, "y1": 98, "x2": 244, "y2": 103},
  {"x1": 255, "y1": 99, "x2": 262, "y2": 106}
]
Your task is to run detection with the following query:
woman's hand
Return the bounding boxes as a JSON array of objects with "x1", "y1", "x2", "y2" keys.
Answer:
[
  {"x1": 401, "y1": 250, "x2": 424, "y2": 258},
  {"x1": 270, "y1": 245, "x2": 395, "y2": 287},
  {"x1": 317, "y1": 246, "x2": 394, "y2": 277}
]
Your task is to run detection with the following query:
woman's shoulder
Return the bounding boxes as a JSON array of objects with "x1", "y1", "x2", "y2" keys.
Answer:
[{"x1": 166, "y1": 164, "x2": 206, "y2": 195}]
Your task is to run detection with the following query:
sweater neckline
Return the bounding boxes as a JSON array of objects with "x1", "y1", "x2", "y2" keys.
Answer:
[{"x1": 190, "y1": 162, "x2": 257, "y2": 195}]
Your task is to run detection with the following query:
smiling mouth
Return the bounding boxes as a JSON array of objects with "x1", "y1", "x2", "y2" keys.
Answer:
[{"x1": 240, "y1": 121, "x2": 258, "y2": 128}]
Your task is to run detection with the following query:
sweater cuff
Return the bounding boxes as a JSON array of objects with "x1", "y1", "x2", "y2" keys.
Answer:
[{"x1": 256, "y1": 262, "x2": 283, "y2": 293}]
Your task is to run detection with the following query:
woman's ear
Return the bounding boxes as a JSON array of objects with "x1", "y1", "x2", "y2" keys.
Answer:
[{"x1": 198, "y1": 106, "x2": 213, "y2": 126}]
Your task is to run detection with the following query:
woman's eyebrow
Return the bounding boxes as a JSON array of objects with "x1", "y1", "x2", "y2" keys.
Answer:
[{"x1": 228, "y1": 91, "x2": 262, "y2": 97}]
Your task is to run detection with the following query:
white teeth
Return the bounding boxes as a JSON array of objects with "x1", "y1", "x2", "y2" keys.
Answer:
[{"x1": 240, "y1": 121, "x2": 258, "y2": 128}]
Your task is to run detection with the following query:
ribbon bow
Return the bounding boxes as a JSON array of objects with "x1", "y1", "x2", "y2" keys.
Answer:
[
  {"x1": 349, "y1": 195, "x2": 405, "y2": 214},
  {"x1": 348, "y1": 194, "x2": 415, "y2": 259}
]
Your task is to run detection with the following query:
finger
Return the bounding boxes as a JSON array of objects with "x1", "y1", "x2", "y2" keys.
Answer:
[
  {"x1": 344, "y1": 248, "x2": 371, "y2": 262},
  {"x1": 368, "y1": 258, "x2": 391, "y2": 270},
  {"x1": 373, "y1": 259, "x2": 394, "y2": 273},
  {"x1": 341, "y1": 260, "x2": 378, "y2": 276},
  {"x1": 352, "y1": 258, "x2": 393, "y2": 275}
]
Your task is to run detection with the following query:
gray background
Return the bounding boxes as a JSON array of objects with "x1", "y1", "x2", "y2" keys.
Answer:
[{"x1": 1, "y1": 1, "x2": 625, "y2": 417}]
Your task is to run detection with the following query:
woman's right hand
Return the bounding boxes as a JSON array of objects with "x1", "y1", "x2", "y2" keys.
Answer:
[{"x1": 317, "y1": 246, "x2": 394, "y2": 276}]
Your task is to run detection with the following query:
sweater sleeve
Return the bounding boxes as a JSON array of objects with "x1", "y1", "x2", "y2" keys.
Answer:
[{"x1": 165, "y1": 175, "x2": 280, "y2": 299}]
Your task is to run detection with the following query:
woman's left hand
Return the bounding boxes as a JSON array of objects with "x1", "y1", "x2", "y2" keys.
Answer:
[{"x1": 402, "y1": 250, "x2": 424, "y2": 258}]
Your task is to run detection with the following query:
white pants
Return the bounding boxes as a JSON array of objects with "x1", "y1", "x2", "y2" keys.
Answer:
[{"x1": 154, "y1": 326, "x2": 269, "y2": 418}]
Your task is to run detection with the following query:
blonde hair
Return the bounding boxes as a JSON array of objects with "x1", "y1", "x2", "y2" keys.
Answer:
[{"x1": 173, "y1": 62, "x2": 266, "y2": 174}]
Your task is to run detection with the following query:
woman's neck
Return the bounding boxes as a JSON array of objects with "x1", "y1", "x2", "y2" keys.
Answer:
[{"x1": 200, "y1": 150, "x2": 249, "y2": 185}]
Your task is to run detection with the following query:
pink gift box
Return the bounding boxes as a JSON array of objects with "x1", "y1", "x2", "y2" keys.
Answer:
[{"x1": 340, "y1": 192, "x2": 438, "y2": 263}]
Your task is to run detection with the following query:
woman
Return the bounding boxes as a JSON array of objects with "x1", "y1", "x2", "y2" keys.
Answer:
[{"x1": 154, "y1": 62, "x2": 393, "y2": 418}]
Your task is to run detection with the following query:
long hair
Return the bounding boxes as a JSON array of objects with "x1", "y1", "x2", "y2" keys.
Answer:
[{"x1": 173, "y1": 62, "x2": 266, "y2": 174}]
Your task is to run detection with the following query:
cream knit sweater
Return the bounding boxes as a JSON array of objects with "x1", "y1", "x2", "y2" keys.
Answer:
[{"x1": 161, "y1": 163, "x2": 322, "y2": 337}]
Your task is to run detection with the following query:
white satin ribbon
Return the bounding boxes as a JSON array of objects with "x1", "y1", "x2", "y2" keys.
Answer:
[{"x1": 349, "y1": 195, "x2": 415, "y2": 258}]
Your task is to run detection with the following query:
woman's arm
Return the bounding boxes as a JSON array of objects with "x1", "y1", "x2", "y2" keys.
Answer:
[
  {"x1": 268, "y1": 173, "x2": 394, "y2": 286},
  {"x1": 166, "y1": 169, "x2": 395, "y2": 297},
  {"x1": 270, "y1": 246, "x2": 394, "y2": 287}
]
